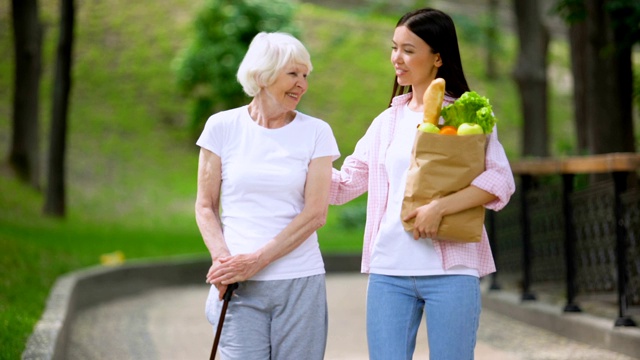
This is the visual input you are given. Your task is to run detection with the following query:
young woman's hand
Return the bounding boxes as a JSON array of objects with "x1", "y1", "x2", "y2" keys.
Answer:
[{"x1": 403, "y1": 200, "x2": 444, "y2": 240}]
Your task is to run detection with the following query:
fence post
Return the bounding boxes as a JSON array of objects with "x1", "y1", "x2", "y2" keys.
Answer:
[
  {"x1": 487, "y1": 210, "x2": 501, "y2": 290},
  {"x1": 612, "y1": 171, "x2": 636, "y2": 327},
  {"x1": 520, "y1": 174, "x2": 536, "y2": 301},
  {"x1": 562, "y1": 174, "x2": 581, "y2": 312}
]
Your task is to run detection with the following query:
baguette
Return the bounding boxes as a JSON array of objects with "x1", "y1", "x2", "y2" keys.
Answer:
[{"x1": 422, "y1": 78, "x2": 446, "y2": 125}]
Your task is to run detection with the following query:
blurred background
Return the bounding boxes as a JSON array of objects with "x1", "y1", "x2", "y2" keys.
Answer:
[{"x1": 1, "y1": 0, "x2": 638, "y2": 358}]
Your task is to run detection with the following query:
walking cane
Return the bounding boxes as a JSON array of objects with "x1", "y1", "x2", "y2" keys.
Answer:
[{"x1": 210, "y1": 283, "x2": 239, "y2": 360}]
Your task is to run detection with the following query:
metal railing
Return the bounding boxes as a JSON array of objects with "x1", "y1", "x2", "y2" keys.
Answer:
[{"x1": 489, "y1": 153, "x2": 640, "y2": 327}]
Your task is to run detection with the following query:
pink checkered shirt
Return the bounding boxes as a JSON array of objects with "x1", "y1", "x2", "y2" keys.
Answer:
[{"x1": 330, "y1": 93, "x2": 516, "y2": 277}]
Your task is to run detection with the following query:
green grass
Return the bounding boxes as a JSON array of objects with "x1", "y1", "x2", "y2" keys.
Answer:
[{"x1": 0, "y1": 1, "x2": 586, "y2": 358}]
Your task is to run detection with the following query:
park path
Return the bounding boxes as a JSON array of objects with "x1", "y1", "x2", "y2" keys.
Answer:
[{"x1": 66, "y1": 273, "x2": 636, "y2": 360}]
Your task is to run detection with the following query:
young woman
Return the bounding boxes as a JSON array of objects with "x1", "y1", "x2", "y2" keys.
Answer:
[{"x1": 330, "y1": 8, "x2": 515, "y2": 360}]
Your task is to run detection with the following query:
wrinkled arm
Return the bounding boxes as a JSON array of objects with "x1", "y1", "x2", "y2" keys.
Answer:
[
  {"x1": 195, "y1": 148, "x2": 229, "y2": 261},
  {"x1": 195, "y1": 148, "x2": 232, "y2": 296},
  {"x1": 210, "y1": 156, "x2": 333, "y2": 285}
]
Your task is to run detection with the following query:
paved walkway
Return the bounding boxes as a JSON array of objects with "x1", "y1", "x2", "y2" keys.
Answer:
[{"x1": 65, "y1": 273, "x2": 637, "y2": 360}]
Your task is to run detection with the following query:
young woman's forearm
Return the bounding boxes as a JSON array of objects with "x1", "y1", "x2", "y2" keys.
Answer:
[{"x1": 431, "y1": 185, "x2": 497, "y2": 218}]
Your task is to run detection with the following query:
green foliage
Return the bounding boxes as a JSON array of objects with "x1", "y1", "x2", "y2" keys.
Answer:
[
  {"x1": 555, "y1": 0, "x2": 640, "y2": 49},
  {"x1": 451, "y1": 12, "x2": 505, "y2": 76},
  {"x1": 635, "y1": 71, "x2": 640, "y2": 108},
  {"x1": 318, "y1": 195, "x2": 368, "y2": 254},
  {"x1": 172, "y1": 0, "x2": 300, "y2": 134},
  {"x1": 451, "y1": 13, "x2": 485, "y2": 45},
  {"x1": 338, "y1": 202, "x2": 368, "y2": 230},
  {"x1": 356, "y1": 0, "x2": 426, "y2": 18},
  {"x1": 553, "y1": 0, "x2": 587, "y2": 23},
  {"x1": 605, "y1": 0, "x2": 640, "y2": 49},
  {"x1": 293, "y1": 6, "x2": 395, "y2": 167}
]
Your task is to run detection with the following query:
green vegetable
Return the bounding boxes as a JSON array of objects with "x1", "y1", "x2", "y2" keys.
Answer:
[{"x1": 441, "y1": 91, "x2": 498, "y2": 134}]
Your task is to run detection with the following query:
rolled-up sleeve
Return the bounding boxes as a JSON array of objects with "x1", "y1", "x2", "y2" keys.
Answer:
[
  {"x1": 471, "y1": 127, "x2": 516, "y2": 211},
  {"x1": 330, "y1": 157, "x2": 368, "y2": 205}
]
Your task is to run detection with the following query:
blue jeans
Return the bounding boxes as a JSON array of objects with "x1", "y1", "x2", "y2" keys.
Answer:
[{"x1": 366, "y1": 274, "x2": 481, "y2": 360}]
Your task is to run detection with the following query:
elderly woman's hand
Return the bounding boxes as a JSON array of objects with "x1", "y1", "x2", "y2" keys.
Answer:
[{"x1": 207, "y1": 253, "x2": 264, "y2": 288}]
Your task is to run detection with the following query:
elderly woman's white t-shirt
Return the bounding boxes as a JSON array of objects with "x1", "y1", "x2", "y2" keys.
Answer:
[{"x1": 197, "y1": 106, "x2": 340, "y2": 281}]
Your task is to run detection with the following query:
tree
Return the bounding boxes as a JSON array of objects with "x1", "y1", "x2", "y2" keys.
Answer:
[
  {"x1": 173, "y1": 0, "x2": 300, "y2": 136},
  {"x1": 485, "y1": 0, "x2": 499, "y2": 80},
  {"x1": 10, "y1": 0, "x2": 42, "y2": 189},
  {"x1": 512, "y1": 0, "x2": 550, "y2": 157},
  {"x1": 568, "y1": 20, "x2": 588, "y2": 154},
  {"x1": 556, "y1": 0, "x2": 639, "y2": 155},
  {"x1": 584, "y1": 0, "x2": 635, "y2": 154},
  {"x1": 43, "y1": 0, "x2": 75, "y2": 217}
]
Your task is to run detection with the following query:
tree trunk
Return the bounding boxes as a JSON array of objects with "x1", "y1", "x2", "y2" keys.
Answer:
[
  {"x1": 568, "y1": 22, "x2": 588, "y2": 154},
  {"x1": 10, "y1": 0, "x2": 42, "y2": 189},
  {"x1": 43, "y1": 0, "x2": 75, "y2": 217},
  {"x1": 485, "y1": 0, "x2": 499, "y2": 79},
  {"x1": 584, "y1": 0, "x2": 635, "y2": 155},
  {"x1": 512, "y1": 0, "x2": 550, "y2": 157}
]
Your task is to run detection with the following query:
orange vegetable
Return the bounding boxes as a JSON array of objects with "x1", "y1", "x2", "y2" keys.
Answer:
[{"x1": 439, "y1": 125, "x2": 457, "y2": 135}]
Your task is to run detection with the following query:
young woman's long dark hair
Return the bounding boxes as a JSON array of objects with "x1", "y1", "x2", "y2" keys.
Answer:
[{"x1": 389, "y1": 8, "x2": 470, "y2": 105}]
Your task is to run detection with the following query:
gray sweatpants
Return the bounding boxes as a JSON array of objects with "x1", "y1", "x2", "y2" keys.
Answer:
[{"x1": 205, "y1": 274, "x2": 328, "y2": 360}]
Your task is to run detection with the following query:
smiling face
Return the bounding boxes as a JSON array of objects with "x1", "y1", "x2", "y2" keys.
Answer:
[
  {"x1": 264, "y1": 63, "x2": 309, "y2": 112},
  {"x1": 391, "y1": 25, "x2": 442, "y2": 89}
]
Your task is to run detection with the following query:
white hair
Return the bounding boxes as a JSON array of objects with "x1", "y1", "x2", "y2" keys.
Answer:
[{"x1": 237, "y1": 32, "x2": 313, "y2": 97}]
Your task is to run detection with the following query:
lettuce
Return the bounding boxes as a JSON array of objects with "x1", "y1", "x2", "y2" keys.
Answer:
[{"x1": 441, "y1": 91, "x2": 497, "y2": 134}]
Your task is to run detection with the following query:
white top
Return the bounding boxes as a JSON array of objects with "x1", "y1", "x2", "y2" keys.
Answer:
[
  {"x1": 196, "y1": 106, "x2": 340, "y2": 280},
  {"x1": 369, "y1": 104, "x2": 478, "y2": 277}
]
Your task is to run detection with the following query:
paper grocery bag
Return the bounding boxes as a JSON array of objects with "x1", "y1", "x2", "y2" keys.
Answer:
[{"x1": 400, "y1": 131, "x2": 487, "y2": 243}]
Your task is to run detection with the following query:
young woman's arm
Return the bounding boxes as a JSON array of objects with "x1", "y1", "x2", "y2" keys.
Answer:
[
  {"x1": 329, "y1": 111, "x2": 391, "y2": 205},
  {"x1": 403, "y1": 127, "x2": 515, "y2": 240},
  {"x1": 403, "y1": 186, "x2": 496, "y2": 240}
]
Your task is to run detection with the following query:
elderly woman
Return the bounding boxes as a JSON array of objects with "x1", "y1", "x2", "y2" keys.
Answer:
[{"x1": 195, "y1": 32, "x2": 339, "y2": 360}]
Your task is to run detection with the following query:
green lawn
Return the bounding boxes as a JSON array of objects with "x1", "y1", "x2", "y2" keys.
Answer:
[{"x1": 0, "y1": 1, "x2": 582, "y2": 358}]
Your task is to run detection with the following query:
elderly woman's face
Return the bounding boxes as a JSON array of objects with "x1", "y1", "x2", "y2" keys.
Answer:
[{"x1": 265, "y1": 63, "x2": 309, "y2": 111}]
